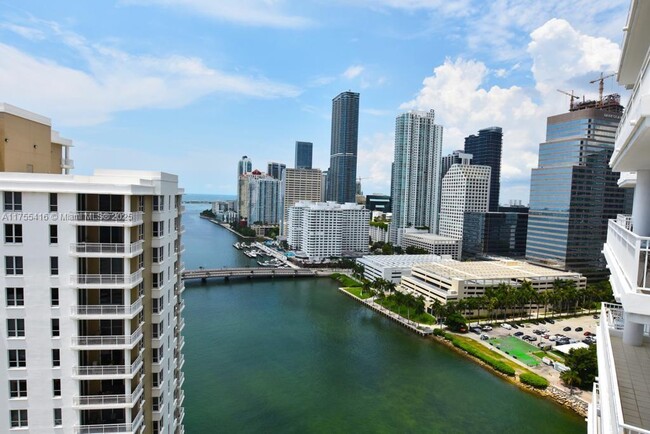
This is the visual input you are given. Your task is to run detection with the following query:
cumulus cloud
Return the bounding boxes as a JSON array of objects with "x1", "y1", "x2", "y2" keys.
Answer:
[
  {"x1": 393, "y1": 18, "x2": 624, "y2": 203},
  {"x1": 357, "y1": 132, "x2": 395, "y2": 193},
  {"x1": 0, "y1": 22, "x2": 300, "y2": 126},
  {"x1": 342, "y1": 65, "x2": 364, "y2": 79},
  {"x1": 122, "y1": 0, "x2": 311, "y2": 28}
]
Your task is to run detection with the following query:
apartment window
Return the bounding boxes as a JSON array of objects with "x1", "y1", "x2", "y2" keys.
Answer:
[
  {"x1": 153, "y1": 221, "x2": 164, "y2": 237},
  {"x1": 8, "y1": 350, "x2": 26, "y2": 368},
  {"x1": 153, "y1": 195, "x2": 165, "y2": 212},
  {"x1": 51, "y1": 319, "x2": 60, "y2": 337},
  {"x1": 50, "y1": 257, "x2": 59, "y2": 276},
  {"x1": 4, "y1": 224, "x2": 22, "y2": 243},
  {"x1": 4, "y1": 192, "x2": 22, "y2": 211},
  {"x1": 49, "y1": 225, "x2": 58, "y2": 244},
  {"x1": 152, "y1": 296, "x2": 163, "y2": 314},
  {"x1": 152, "y1": 271, "x2": 163, "y2": 288},
  {"x1": 10, "y1": 409, "x2": 28, "y2": 428},
  {"x1": 53, "y1": 379, "x2": 61, "y2": 397},
  {"x1": 49, "y1": 193, "x2": 58, "y2": 212},
  {"x1": 51, "y1": 288, "x2": 59, "y2": 307},
  {"x1": 9, "y1": 380, "x2": 27, "y2": 399},
  {"x1": 137, "y1": 196, "x2": 144, "y2": 212},
  {"x1": 6, "y1": 288, "x2": 24, "y2": 306},
  {"x1": 53, "y1": 408, "x2": 62, "y2": 426},
  {"x1": 5, "y1": 256, "x2": 23, "y2": 275},
  {"x1": 52, "y1": 349, "x2": 60, "y2": 367},
  {"x1": 152, "y1": 247, "x2": 163, "y2": 263},
  {"x1": 7, "y1": 319, "x2": 25, "y2": 338}
]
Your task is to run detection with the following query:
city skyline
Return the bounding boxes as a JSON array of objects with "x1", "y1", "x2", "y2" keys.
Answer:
[{"x1": 0, "y1": 1, "x2": 630, "y2": 201}]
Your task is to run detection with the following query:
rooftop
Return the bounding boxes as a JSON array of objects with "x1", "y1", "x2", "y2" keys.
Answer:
[
  {"x1": 403, "y1": 233, "x2": 459, "y2": 243},
  {"x1": 358, "y1": 254, "x2": 442, "y2": 268},
  {"x1": 414, "y1": 259, "x2": 582, "y2": 281}
]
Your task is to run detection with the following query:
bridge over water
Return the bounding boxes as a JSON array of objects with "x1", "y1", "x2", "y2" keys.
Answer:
[{"x1": 181, "y1": 267, "x2": 339, "y2": 281}]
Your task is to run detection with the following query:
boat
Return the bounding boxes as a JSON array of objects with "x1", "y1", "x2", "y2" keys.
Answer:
[{"x1": 233, "y1": 242, "x2": 242, "y2": 249}]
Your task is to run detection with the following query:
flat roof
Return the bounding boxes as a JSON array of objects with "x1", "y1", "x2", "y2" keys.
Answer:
[
  {"x1": 358, "y1": 254, "x2": 442, "y2": 268},
  {"x1": 403, "y1": 233, "x2": 459, "y2": 243},
  {"x1": 413, "y1": 259, "x2": 583, "y2": 281}
]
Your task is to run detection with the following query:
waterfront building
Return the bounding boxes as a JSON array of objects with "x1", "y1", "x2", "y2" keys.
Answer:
[
  {"x1": 281, "y1": 168, "x2": 322, "y2": 234},
  {"x1": 0, "y1": 104, "x2": 185, "y2": 433},
  {"x1": 401, "y1": 259, "x2": 585, "y2": 306},
  {"x1": 525, "y1": 91, "x2": 631, "y2": 280},
  {"x1": 238, "y1": 155, "x2": 252, "y2": 177},
  {"x1": 357, "y1": 254, "x2": 442, "y2": 283},
  {"x1": 462, "y1": 211, "x2": 529, "y2": 258},
  {"x1": 390, "y1": 110, "x2": 444, "y2": 244},
  {"x1": 241, "y1": 170, "x2": 282, "y2": 225},
  {"x1": 438, "y1": 161, "x2": 491, "y2": 248},
  {"x1": 365, "y1": 194, "x2": 391, "y2": 213},
  {"x1": 589, "y1": 2, "x2": 650, "y2": 432},
  {"x1": 369, "y1": 222, "x2": 389, "y2": 244},
  {"x1": 287, "y1": 201, "x2": 369, "y2": 260},
  {"x1": 237, "y1": 155, "x2": 253, "y2": 219},
  {"x1": 211, "y1": 200, "x2": 238, "y2": 223},
  {"x1": 401, "y1": 232, "x2": 461, "y2": 259},
  {"x1": 267, "y1": 162, "x2": 286, "y2": 180},
  {"x1": 326, "y1": 91, "x2": 360, "y2": 204},
  {"x1": 295, "y1": 141, "x2": 313, "y2": 169},
  {"x1": 464, "y1": 127, "x2": 503, "y2": 211}
]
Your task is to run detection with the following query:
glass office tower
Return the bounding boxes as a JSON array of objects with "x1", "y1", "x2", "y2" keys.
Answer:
[
  {"x1": 295, "y1": 141, "x2": 313, "y2": 169},
  {"x1": 327, "y1": 91, "x2": 359, "y2": 204},
  {"x1": 526, "y1": 96, "x2": 631, "y2": 280},
  {"x1": 464, "y1": 127, "x2": 503, "y2": 211}
]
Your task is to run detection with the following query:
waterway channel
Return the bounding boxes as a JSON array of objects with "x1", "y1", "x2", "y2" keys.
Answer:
[{"x1": 181, "y1": 202, "x2": 586, "y2": 433}]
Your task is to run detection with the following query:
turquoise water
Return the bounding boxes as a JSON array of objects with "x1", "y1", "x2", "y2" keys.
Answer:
[{"x1": 181, "y1": 204, "x2": 586, "y2": 433}]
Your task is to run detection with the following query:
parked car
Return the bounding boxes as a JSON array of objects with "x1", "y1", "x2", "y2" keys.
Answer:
[
  {"x1": 517, "y1": 323, "x2": 525, "y2": 328},
  {"x1": 501, "y1": 323, "x2": 512, "y2": 330},
  {"x1": 480, "y1": 334, "x2": 490, "y2": 341},
  {"x1": 575, "y1": 327, "x2": 583, "y2": 332},
  {"x1": 538, "y1": 319, "x2": 547, "y2": 324},
  {"x1": 547, "y1": 319, "x2": 555, "y2": 324},
  {"x1": 511, "y1": 324, "x2": 519, "y2": 329},
  {"x1": 584, "y1": 331, "x2": 592, "y2": 336},
  {"x1": 471, "y1": 327, "x2": 482, "y2": 335},
  {"x1": 522, "y1": 335, "x2": 531, "y2": 341},
  {"x1": 583, "y1": 337, "x2": 595, "y2": 345},
  {"x1": 528, "y1": 336, "x2": 538, "y2": 342},
  {"x1": 482, "y1": 325, "x2": 493, "y2": 331},
  {"x1": 593, "y1": 314, "x2": 600, "y2": 319},
  {"x1": 548, "y1": 336, "x2": 557, "y2": 341},
  {"x1": 514, "y1": 331, "x2": 524, "y2": 337},
  {"x1": 563, "y1": 326, "x2": 572, "y2": 332}
]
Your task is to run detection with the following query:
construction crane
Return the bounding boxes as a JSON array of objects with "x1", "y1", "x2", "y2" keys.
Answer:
[
  {"x1": 589, "y1": 72, "x2": 616, "y2": 107},
  {"x1": 557, "y1": 89, "x2": 580, "y2": 111}
]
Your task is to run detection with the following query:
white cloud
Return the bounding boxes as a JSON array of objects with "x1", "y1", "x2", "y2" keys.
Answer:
[
  {"x1": 342, "y1": 65, "x2": 364, "y2": 79},
  {"x1": 357, "y1": 132, "x2": 395, "y2": 194},
  {"x1": 0, "y1": 23, "x2": 45, "y2": 40},
  {"x1": 0, "y1": 23, "x2": 300, "y2": 126},
  {"x1": 394, "y1": 18, "x2": 625, "y2": 203},
  {"x1": 122, "y1": 0, "x2": 311, "y2": 28}
]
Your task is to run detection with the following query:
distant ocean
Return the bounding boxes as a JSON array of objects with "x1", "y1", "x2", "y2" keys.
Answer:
[{"x1": 182, "y1": 193, "x2": 236, "y2": 202}]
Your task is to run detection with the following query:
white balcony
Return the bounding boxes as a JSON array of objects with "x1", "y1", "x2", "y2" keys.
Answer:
[
  {"x1": 71, "y1": 326, "x2": 143, "y2": 350},
  {"x1": 71, "y1": 269, "x2": 143, "y2": 288},
  {"x1": 73, "y1": 382, "x2": 143, "y2": 409},
  {"x1": 612, "y1": 42, "x2": 650, "y2": 172},
  {"x1": 71, "y1": 241, "x2": 144, "y2": 258},
  {"x1": 72, "y1": 355, "x2": 143, "y2": 379},
  {"x1": 70, "y1": 211, "x2": 144, "y2": 226},
  {"x1": 74, "y1": 410, "x2": 143, "y2": 434},
  {"x1": 618, "y1": 0, "x2": 650, "y2": 86},
  {"x1": 591, "y1": 303, "x2": 650, "y2": 434},
  {"x1": 603, "y1": 219, "x2": 650, "y2": 315},
  {"x1": 61, "y1": 158, "x2": 75, "y2": 169},
  {"x1": 71, "y1": 298, "x2": 143, "y2": 319}
]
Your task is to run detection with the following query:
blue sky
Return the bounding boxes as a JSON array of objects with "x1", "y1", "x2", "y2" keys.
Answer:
[{"x1": 0, "y1": 0, "x2": 630, "y2": 202}]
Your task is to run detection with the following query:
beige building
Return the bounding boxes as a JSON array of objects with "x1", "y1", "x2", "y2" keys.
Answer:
[
  {"x1": 281, "y1": 168, "x2": 322, "y2": 234},
  {"x1": 401, "y1": 232, "x2": 461, "y2": 259},
  {"x1": 400, "y1": 259, "x2": 586, "y2": 305},
  {"x1": 0, "y1": 103, "x2": 73, "y2": 174}
]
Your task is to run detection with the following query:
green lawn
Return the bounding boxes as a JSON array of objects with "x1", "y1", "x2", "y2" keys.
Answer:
[
  {"x1": 342, "y1": 286, "x2": 373, "y2": 300},
  {"x1": 331, "y1": 273, "x2": 362, "y2": 287},
  {"x1": 376, "y1": 298, "x2": 436, "y2": 325},
  {"x1": 489, "y1": 336, "x2": 541, "y2": 367}
]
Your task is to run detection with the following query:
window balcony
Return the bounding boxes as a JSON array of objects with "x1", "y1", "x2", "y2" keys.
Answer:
[
  {"x1": 71, "y1": 297, "x2": 143, "y2": 319},
  {"x1": 612, "y1": 42, "x2": 650, "y2": 172},
  {"x1": 70, "y1": 211, "x2": 144, "y2": 226},
  {"x1": 71, "y1": 325, "x2": 143, "y2": 350},
  {"x1": 74, "y1": 409, "x2": 143, "y2": 434},
  {"x1": 591, "y1": 303, "x2": 650, "y2": 434},
  {"x1": 71, "y1": 269, "x2": 143, "y2": 288},
  {"x1": 603, "y1": 219, "x2": 650, "y2": 315},
  {"x1": 70, "y1": 241, "x2": 144, "y2": 258},
  {"x1": 72, "y1": 354, "x2": 143, "y2": 379},
  {"x1": 73, "y1": 382, "x2": 143, "y2": 409}
]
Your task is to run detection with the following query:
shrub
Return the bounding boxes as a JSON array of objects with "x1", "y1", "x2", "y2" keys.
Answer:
[
  {"x1": 447, "y1": 336, "x2": 515, "y2": 376},
  {"x1": 433, "y1": 328, "x2": 446, "y2": 337},
  {"x1": 520, "y1": 372, "x2": 549, "y2": 389}
]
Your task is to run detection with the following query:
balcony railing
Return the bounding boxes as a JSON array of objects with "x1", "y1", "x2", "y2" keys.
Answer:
[
  {"x1": 74, "y1": 409, "x2": 144, "y2": 434},
  {"x1": 71, "y1": 211, "x2": 144, "y2": 225},
  {"x1": 605, "y1": 219, "x2": 650, "y2": 293},
  {"x1": 71, "y1": 269, "x2": 143, "y2": 287},
  {"x1": 72, "y1": 298, "x2": 143, "y2": 317},
  {"x1": 73, "y1": 354, "x2": 143, "y2": 378},
  {"x1": 71, "y1": 241, "x2": 144, "y2": 256},
  {"x1": 73, "y1": 382, "x2": 143, "y2": 407},
  {"x1": 72, "y1": 325, "x2": 143, "y2": 348},
  {"x1": 61, "y1": 158, "x2": 75, "y2": 169}
]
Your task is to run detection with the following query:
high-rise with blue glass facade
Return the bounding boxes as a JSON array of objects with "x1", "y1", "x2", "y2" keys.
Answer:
[
  {"x1": 525, "y1": 99, "x2": 631, "y2": 280},
  {"x1": 464, "y1": 127, "x2": 502, "y2": 211},
  {"x1": 326, "y1": 91, "x2": 359, "y2": 204},
  {"x1": 295, "y1": 141, "x2": 313, "y2": 169}
]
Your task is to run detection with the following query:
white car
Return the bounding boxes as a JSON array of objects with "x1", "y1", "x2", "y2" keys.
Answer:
[
  {"x1": 482, "y1": 325, "x2": 493, "y2": 331},
  {"x1": 501, "y1": 323, "x2": 512, "y2": 330}
]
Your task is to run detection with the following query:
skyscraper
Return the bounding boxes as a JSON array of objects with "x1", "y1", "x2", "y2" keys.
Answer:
[
  {"x1": 390, "y1": 110, "x2": 443, "y2": 244},
  {"x1": 295, "y1": 141, "x2": 313, "y2": 169},
  {"x1": 440, "y1": 150, "x2": 469, "y2": 180},
  {"x1": 0, "y1": 104, "x2": 185, "y2": 433},
  {"x1": 326, "y1": 91, "x2": 359, "y2": 204},
  {"x1": 238, "y1": 155, "x2": 252, "y2": 177},
  {"x1": 525, "y1": 96, "x2": 630, "y2": 280},
  {"x1": 237, "y1": 156, "x2": 252, "y2": 218},
  {"x1": 464, "y1": 127, "x2": 502, "y2": 211},
  {"x1": 267, "y1": 162, "x2": 286, "y2": 180}
]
